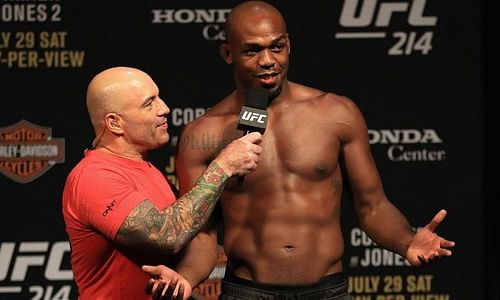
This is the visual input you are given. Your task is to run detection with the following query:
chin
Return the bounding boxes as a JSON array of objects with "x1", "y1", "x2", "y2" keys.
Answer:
[
  {"x1": 267, "y1": 85, "x2": 282, "y2": 99},
  {"x1": 157, "y1": 134, "x2": 170, "y2": 146}
]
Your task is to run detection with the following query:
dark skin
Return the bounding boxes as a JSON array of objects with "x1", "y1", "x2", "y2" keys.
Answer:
[{"x1": 145, "y1": 1, "x2": 455, "y2": 298}]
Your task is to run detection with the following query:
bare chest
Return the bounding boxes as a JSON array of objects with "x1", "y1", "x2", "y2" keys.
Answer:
[
  {"x1": 258, "y1": 111, "x2": 341, "y2": 180},
  {"x1": 209, "y1": 106, "x2": 343, "y2": 181}
]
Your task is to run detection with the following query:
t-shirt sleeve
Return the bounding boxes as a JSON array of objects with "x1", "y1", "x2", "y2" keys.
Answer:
[{"x1": 76, "y1": 167, "x2": 147, "y2": 240}]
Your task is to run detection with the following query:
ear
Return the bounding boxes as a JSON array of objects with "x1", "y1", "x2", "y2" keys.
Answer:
[
  {"x1": 220, "y1": 43, "x2": 233, "y2": 64},
  {"x1": 105, "y1": 113, "x2": 123, "y2": 135},
  {"x1": 286, "y1": 33, "x2": 291, "y2": 55}
]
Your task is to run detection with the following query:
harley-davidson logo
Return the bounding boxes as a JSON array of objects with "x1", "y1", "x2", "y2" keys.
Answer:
[{"x1": 0, "y1": 120, "x2": 65, "y2": 183}]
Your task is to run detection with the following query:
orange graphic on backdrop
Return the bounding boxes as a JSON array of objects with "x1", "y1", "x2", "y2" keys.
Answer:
[{"x1": 0, "y1": 119, "x2": 65, "y2": 183}]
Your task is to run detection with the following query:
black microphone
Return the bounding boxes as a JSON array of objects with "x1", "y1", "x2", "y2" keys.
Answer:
[
  {"x1": 236, "y1": 87, "x2": 268, "y2": 184},
  {"x1": 237, "y1": 86, "x2": 269, "y2": 134}
]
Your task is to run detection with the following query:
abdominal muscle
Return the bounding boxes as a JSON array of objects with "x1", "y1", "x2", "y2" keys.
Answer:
[{"x1": 221, "y1": 177, "x2": 345, "y2": 285}]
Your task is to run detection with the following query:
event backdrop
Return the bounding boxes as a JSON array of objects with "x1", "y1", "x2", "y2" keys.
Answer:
[{"x1": 0, "y1": 0, "x2": 484, "y2": 299}]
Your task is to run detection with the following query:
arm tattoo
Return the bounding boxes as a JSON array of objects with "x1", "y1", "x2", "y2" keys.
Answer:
[{"x1": 117, "y1": 161, "x2": 228, "y2": 253}]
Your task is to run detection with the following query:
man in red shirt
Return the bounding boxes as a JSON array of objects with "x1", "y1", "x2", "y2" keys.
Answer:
[{"x1": 62, "y1": 66, "x2": 263, "y2": 299}]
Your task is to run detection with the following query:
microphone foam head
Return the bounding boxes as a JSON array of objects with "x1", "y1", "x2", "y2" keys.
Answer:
[{"x1": 245, "y1": 86, "x2": 269, "y2": 109}]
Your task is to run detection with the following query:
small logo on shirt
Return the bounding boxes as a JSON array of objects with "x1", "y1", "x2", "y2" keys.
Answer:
[{"x1": 102, "y1": 199, "x2": 117, "y2": 217}]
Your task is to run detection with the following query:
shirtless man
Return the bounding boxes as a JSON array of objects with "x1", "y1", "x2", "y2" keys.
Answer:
[{"x1": 145, "y1": 1, "x2": 454, "y2": 299}]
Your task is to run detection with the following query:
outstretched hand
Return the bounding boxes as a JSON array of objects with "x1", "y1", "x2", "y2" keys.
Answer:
[
  {"x1": 142, "y1": 265, "x2": 192, "y2": 300},
  {"x1": 405, "y1": 209, "x2": 455, "y2": 266}
]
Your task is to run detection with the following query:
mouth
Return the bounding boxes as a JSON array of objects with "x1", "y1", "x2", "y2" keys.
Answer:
[
  {"x1": 157, "y1": 120, "x2": 168, "y2": 130},
  {"x1": 256, "y1": 72, "x2": 279, "y2": 85}
]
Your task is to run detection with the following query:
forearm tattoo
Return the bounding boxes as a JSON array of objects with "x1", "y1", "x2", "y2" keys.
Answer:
[{"x1": 117, "y1": 161, "x2": 228, "y2": 253}]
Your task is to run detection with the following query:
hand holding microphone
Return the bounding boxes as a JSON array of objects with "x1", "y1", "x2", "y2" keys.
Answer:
[
  {"x1": 231, "y1": 86, "x2": 269, "y2": 182},
  {"x1": 213, "y1": 87, "x2": 269, "y2": 178},
  {"x1": 215, "y1": 132, "x2": 263, "y2": 177}
]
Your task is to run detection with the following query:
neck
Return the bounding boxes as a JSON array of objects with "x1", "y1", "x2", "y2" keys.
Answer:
[{"x1": 96, "y1": 144, "x2": 144, "y2": 161}]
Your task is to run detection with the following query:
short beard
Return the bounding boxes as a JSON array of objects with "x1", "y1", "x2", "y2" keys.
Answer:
[{"x1": 267, "y1": 85, "x2": 282, "y2": 101}]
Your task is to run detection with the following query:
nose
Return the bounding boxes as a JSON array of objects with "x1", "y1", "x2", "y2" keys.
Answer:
[
  {"x1": 158, "y1": 98, "x2": 170, "y2": 116},
  {"x1": 258, "y1": 49, "x2": 276, "y2": 69}
]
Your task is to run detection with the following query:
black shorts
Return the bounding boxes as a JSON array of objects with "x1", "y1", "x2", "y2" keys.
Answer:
[{"x1": 219, "y1": 268, "x2": 351, "y2": 300}]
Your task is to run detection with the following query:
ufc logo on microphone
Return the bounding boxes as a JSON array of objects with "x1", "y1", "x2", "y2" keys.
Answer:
[{"x1": 241, "y1": 111, "x2": 267, "y2": 124}]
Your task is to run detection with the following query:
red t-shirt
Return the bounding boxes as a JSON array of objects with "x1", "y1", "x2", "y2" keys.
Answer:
[{"x1": 62, "y1": 150, "x2": 176, "y2": 299}]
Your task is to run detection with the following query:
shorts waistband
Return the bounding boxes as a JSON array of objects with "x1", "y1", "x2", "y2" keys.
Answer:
[{"x1": 222, "y1": 268, "x2": 348, "y2": 299}]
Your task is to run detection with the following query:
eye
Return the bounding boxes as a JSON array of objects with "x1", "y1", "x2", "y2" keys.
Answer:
[
  {"x1": 143, "y1": 99, "x2": 154, "y2": 110},
  {"x1": 243, "y1": 46, "x2": 261, "y2": 56},
  {"x1": 271, "y1": 43, "x2": 285, "y2": 52}
]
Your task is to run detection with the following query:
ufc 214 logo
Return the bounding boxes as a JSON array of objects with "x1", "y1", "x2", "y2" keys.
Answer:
[
  {"x1": 241, "y1": 111, "x2": 267, "y2": 124},
  {"x1": 0, "y1": 241, "x2": 73, "y2": 299},
  {"x1": 336, "y1": 0, "x2": 438, "y2": 55}
]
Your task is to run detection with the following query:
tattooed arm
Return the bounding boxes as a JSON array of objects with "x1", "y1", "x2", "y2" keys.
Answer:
[
  {"x1": 115, "y1": 132, "x2": 262, "y2": 254},
  {"x1": 116, "y1": 161, "x2": 227, "y2": 253}
]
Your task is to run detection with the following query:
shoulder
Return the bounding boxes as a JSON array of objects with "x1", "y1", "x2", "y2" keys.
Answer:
[
  {"x1": 180, "y1": 94, "x2": 237, "y2": 137},
  {"x1": 177, "y1": 94, "x2": 241, "y2": 164},
  {"x1": 65, "y1": 153, "x2": 125, "y2": 188},
  {"x1": 289, "y1": 82, "x2": 362, "y2": 118}
]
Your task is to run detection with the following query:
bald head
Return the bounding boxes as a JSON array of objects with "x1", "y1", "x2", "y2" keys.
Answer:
[
  {"x1": 86, "y1": 66, "x2": 153, "y2": 134},
  {"x1": 225, "y1": 1, "x2": 286, "y2": 43}
]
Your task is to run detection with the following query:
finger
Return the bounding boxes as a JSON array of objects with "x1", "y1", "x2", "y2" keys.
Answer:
[
  {"x1": 163, "y1": 279, "x2": 178, "y2": 300},
  {"x1": 152, "y1": 280, "x2": 162, "y2": 297},
  {"x1": 152, "y1": 281, "x2": 166, "y2": 300},
  {"x1": 428, "y1": 252, "x2": 438, "y2": 260},
  {"x1": 251, "y1": 154, "x2": 259, "y2": 165},
  {"x1": 438, "y1": 248, "x2": 452, "y2": 257},
  {"x1": 418, "y1": 254, "x2": 429, "y2": 264},
  {"x1": 426, "y1": 209, "x2": 447, "y2": 232},
  {"x1": 409, "y1": 256, "x2": 421, "y2": 267},
  {"x1": 175, "y1": 283, "x2": 185, "y2": 300},
  {"x1": 440, "y1": 239, "x2": 455, "y2": 248},
  {"x1": 241, "y1": 132, "x2": 263, "y2": 144},
  {"x1": 252, "y1": 144, "x2": 263, "y2": 154},
  {"x1": 142, "y1": 265, "x2": 162, "y2": 276},
  {"x1": 145, "y1": 278, "x2": 155, "y2": 294}
]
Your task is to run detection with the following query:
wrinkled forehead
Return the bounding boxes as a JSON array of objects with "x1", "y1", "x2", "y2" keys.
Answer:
[{"x1": 107, "y1": 76, "x2": 157, "y2": 108}]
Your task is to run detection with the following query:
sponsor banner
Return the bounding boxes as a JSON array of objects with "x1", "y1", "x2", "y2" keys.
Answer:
[
  {"x1": 369, "y1": 129, "x2": 446, "y2": 162},
  {"x1": 0, "y1": 0, "x2": 484, "y2": 299},
  {"x1": 334, "y1": 0, "x2": 438, "y2": 56},
  {"x1": 0, "y1": 0, "x2": 85, "y2": 69}
]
